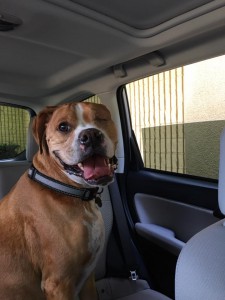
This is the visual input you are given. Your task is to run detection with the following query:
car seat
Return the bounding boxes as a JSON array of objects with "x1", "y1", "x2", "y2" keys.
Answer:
[
  {"x1": 175, "y1": 127, "x2": 225, "y2": 300},
  {"x1": 95, "y1": 186, "x2": 171, "y2": 300}
]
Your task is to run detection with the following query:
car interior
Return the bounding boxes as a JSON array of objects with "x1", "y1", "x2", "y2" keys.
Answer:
[{"x1": 1, "y1": 0, "x2": 225, "y2": 299}]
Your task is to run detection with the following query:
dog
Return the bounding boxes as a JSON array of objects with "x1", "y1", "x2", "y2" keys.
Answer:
[{"x1": 0, "y1": 102, "x2": 118, "y2": 300}]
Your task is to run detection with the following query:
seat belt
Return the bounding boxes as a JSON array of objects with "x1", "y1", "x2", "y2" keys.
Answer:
[{"x1": 109, "y1": 178, "x2": 141, "y2": 281}]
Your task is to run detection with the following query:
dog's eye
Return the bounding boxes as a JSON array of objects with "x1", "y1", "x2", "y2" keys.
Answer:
[
  {"x1": 95, "y1": 116, "x2": 108, "y2": 122},
  {"x1": 58, "y1": 122, "x2": 71, "y2": 133}
]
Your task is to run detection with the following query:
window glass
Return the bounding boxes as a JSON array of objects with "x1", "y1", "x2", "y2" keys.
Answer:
[
  {"x1": 126, "y1": 55, "x2": 225, "y2": 179},
  {"x1": 0, "y1": 105, "x2": 31, "y2": 160},
  {"x1": 84, "y1": 95, "x2": 101, "y2": 104}
]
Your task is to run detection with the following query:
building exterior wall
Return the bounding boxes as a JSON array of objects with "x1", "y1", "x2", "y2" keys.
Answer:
[
  {"x1": 0, "y1": 106, "x2": 30, "y2": 158},
  {"x1": 127, "y1": 55, "x2": 225, "y2": 179},
  {"x1": 127, "y1": 67, "x2": 185, "y2": 174}
]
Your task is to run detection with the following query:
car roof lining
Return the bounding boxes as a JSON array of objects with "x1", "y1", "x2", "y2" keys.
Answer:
[{"x1": 0, "y1": 0, "x2": 225, "y2": 107}]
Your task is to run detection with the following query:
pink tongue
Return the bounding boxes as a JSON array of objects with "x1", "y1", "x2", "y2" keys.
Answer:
[{"x1": 83, "y1": 155, "x2": 110, "y2": 180}]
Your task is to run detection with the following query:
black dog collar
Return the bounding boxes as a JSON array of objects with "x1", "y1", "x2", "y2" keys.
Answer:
[{"x1": 28, "y1": 165, "x2": 99, "y2": 201}]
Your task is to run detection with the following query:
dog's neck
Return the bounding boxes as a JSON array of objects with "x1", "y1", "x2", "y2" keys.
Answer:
[
  {"x1": 28, "y1": 164, "x2": 100, "y2": 201},
  {"x1": 31, "y1": 153, "x2": 103, "y2": 206}
]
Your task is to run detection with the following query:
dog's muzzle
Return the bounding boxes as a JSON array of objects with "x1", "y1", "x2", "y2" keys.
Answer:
[{"x1": 54, "y1": 128, "x2": 118, "y2": 186}]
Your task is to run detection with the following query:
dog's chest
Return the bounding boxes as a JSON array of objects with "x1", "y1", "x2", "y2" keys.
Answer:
[
  {"x1": 76, "y1": 203, "x2": 104, "y2": 288},
  {"x1": 83, "y1": 202, "x2": 104, "y2": 258}
]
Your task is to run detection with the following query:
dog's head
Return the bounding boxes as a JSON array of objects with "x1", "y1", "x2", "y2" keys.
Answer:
[{"x1": 33, "y1": 102, "x2": 118, "y2": 187}]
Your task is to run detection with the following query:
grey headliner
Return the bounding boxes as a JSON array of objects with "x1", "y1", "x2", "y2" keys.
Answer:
[
  {"x1": 0, "y1": 0, "x2": 225, "y2": 106},
  {"x1": 70, "y1": 0, "x2": 214, "y2": 29}
]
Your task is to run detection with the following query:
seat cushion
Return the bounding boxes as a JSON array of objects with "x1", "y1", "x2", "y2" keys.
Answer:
[
  {"x1": 175, "y1": 219, "x2": 225, "y2": 300},
  {"x1": 96, "y1": 278, "x2": 171, "y2": 300}
]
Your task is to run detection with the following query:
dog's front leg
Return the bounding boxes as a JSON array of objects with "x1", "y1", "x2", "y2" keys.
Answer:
[
  {"x1": 79, "y1": 272, "x2": 98, "y2": 300},
  {"x1": 42, "y1": 276, "x2": 75, "y2": 300}
]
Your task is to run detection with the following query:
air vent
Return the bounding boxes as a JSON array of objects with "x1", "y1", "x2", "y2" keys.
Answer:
[{"x1": 0, "y1": 12, "x2": 22, "y2": 31}]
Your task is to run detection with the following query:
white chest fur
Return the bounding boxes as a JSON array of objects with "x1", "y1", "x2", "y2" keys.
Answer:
[{"x1": 76, "y1": 202, "x2": 105, "y2": 296}]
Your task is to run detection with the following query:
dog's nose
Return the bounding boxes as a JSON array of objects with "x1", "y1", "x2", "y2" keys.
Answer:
[{"x1": 78, "y1": 128, "x2": 104, "y2": 147}]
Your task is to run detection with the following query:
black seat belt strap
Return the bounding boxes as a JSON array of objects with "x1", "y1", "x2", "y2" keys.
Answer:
[{"x1": 109, "y1": 178, "x2": 139, "y2": 280}]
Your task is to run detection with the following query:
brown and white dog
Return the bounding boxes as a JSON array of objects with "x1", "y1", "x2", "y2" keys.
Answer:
[{"x1": 0, "y1": 102, "x2": 118, "y2": 300}]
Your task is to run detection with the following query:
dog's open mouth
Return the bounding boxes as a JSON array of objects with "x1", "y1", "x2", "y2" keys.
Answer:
[{"x1": 54, "y1": 152, "x2": 118, "y2": 185}]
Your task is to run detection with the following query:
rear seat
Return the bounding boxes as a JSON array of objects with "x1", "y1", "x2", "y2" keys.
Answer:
[
  {"x1": 0, "y1": 161, "x2": 29, "y2": 199},
  {"x1": 0, "y1": 118, "x2": 171, "y2": 300},
  {"x1": 95, "y1": 188, "x2": 171, "y2": 300},
  {"x1": 0, "y1": 118, "x2": 38, "y2": 199}
]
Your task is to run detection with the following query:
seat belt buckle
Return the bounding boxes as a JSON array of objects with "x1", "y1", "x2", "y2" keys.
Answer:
[{"x1": 130, "y1": 270, "x2": 138, "y2": 281}]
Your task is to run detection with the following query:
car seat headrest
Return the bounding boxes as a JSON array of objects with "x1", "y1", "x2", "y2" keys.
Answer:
[
  {"x1": 218, "y1": 128, "x2": 225, "y2": 215},
  {"x1": 26, "y1": 117, "x2": 38, "y2": 162}
]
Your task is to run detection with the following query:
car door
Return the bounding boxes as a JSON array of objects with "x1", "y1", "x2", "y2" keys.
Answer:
[{"x1": 116, "y1": 55, "x2": 225, "y2": 298}]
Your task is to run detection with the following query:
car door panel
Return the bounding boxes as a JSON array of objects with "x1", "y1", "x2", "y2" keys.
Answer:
[
  {"x1": 134, "y1": 192, "x2": 218, "y2": 255},
  {"x1": 126, "y1": 169, "x2": 219, "y2": 247},
  {"x1": 123, "y1": 169, "x2": 219, "y2": 298}
]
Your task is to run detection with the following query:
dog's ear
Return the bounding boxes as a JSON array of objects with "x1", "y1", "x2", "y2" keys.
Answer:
[{"x1": 32, "y1": 106, "x2": 57, "y2": 154}]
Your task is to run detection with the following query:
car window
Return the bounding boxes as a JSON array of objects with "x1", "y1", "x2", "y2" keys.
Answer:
[
  {"x1": 126, "y1": 54, "x2": 225, "y2": 180},
  {"x1": 0, "y1": 104, "x2": 33, "y2": 160},
  {"x1": 84, "y1": 95, "x2": 101, "y2": 104}
]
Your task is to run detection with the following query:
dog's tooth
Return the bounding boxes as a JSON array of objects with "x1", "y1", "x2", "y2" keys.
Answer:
[{"x1": 78, "y1": 163, "x2": 84, "y2": 170}]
